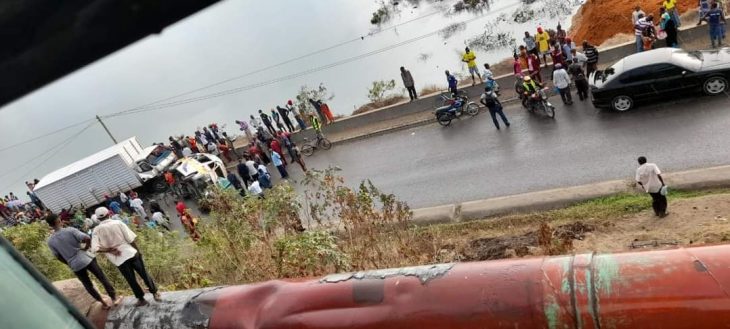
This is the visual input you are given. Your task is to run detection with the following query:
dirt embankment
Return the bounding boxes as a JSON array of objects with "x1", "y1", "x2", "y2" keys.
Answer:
[
  {"x1": 453, "y1": 193, "x2": 730, "y2": 262},
  {"x1": 570, "y1": 0, "x2": 696, "y2": 47}
]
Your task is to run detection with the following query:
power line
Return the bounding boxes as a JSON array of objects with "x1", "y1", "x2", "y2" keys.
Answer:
[
  {"x1": 0, "y1": 11, "x2": 444, "y2": 156},
  {"x1": 0, "y1": 118, "x2": 95, "y2": 153},
  {"x1": 105, "y1": 10, "x2": 444, "y2": 118},
  {"x1": 102, "y1": 11, "x2": 500, "y2": 119},
  {"x1": 0, "y1": 121, "x2": 96, "y2": 192}
]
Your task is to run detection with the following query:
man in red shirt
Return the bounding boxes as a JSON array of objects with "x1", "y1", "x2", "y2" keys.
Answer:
[
  {"x1": 269, "y1": 139, "x2": 287, "y2": 165},
  {"x1": 527, "y1": 52, "x2": 542, "y2": 83}
]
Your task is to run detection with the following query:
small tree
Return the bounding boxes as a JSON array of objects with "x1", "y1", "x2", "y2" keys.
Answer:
[
  {"x1": 295, "y1": 83, "x2": 335, "y2": 115},
  {"x1": 367, "y1": 79, "x2": 396, "y2": 103}
]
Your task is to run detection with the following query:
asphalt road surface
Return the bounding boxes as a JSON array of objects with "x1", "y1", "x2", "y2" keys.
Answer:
[{"x1": 299, "y1": 93, "x2": 730, "y2": 209}]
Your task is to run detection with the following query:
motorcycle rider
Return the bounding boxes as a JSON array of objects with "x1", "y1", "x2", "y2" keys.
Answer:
[{"x1": 522, "y1": 75, "x2": 544, "y2": 110}]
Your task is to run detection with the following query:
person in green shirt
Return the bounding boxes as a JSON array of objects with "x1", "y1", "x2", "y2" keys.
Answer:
[{"x1": 310, "y1": 113, "x2": 321, "y2": 134}]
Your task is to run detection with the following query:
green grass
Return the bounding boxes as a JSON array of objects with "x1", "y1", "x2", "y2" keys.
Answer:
[{"x1": 423, "y1": 188, "x2": 730, "y2": 236}]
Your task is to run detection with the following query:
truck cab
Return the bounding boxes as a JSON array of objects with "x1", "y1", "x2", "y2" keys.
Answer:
[
  {"x1": 133, "y1": 145, "x2": 177, "y2": 182},
  {"x1": 169, "y1": 153, "x2": 228, "y2": 198}
]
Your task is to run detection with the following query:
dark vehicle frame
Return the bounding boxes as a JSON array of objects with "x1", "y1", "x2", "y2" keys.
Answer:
[{"x1": 590, "y1": 48, "x2": 730, "y2": 111}]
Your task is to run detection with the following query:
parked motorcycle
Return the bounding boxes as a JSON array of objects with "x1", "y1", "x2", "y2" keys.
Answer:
[
  {"x1": 525, "y1": 88, "x2": 555, "y2": 118},
  {"x1": 434, "y1": 95, "x2": 480, "y2": 126}
]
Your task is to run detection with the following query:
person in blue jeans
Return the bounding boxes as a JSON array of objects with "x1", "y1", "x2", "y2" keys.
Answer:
[
  {"x1": 634, "y1": 14, "x2": 651, "y2": 53},
  {"x1": 698, "y1": 3, "x2": 726, "y2": 48},
  {"x1": 480, "y1": 86, "x2": 510, "y2": 130},
  {"x1": 445, "y1": 70, "x2": 458, "y2": 96}
]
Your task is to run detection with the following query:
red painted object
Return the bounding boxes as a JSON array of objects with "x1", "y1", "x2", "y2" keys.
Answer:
[{"x1": 103, "y1": 245, "x2": 730, "y2": 329}]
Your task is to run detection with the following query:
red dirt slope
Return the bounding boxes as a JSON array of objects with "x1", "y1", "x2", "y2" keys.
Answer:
[{"x1": 570, "y1": 0, "x2": 695, "y2": 46}]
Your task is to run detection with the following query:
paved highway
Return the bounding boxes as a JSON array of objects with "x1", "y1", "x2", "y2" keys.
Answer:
[{"x1": 299, "y1": 94, "x2": 730, "y2": 209}]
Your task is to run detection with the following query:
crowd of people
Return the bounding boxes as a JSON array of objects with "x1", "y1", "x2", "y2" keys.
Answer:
[{"x1": 0, "y1": 180, "x2": 46, "y2": 226}]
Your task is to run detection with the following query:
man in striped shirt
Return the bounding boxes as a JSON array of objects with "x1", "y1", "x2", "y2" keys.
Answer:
[{"x1": 634, "y1": 14, "x2": 653, "y2": 52}]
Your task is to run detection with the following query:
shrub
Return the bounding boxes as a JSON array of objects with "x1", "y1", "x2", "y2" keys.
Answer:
[
  {"x1": 367, "y1": 79, "x2": 397, "y2": 103},
  {"x1": 1, "y1": 223, "x2": 73, "y2": 281},
  {"x1": 294, "y1": 83, "x2": 335, "y2": 117},
  {"x1": 5, "y1": 168, "x2": 436, "y2": 290},
  {"x1": 274, "y1": 231, "x2": 350, "y2": 277}
]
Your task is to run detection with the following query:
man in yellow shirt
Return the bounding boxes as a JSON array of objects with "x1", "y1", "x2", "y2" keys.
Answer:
[
  {"x1": 536, "y1": 26, "x2": 551, "y2": 67},
  {"x1": 662, "y1": 0, "x2": 681, "y2": 27},
  {"x1": 462, "y1": 47, "x2": 483, "y2": 85}
]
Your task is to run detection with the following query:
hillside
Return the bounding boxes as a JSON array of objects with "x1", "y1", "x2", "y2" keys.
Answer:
[{"x1": 570, "y1": 0, "x2": 696, "y2": 46}]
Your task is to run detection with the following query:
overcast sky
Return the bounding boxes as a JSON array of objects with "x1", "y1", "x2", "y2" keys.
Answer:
[{"x1": 0, "y1": 0, "x2": 577, "y2": 199}]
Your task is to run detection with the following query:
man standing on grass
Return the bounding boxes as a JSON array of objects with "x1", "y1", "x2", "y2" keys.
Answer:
[
  {"x1": 400, "y1": 66, "x2": 417, "y2": 101},
  {"x1": 461, "y1": 47, "x2": 483, "y2": 86},
  {"x1": 635, "y1": 156, "x2": 668, "y2": 218},
  {"x1": 91, "y1": 207, "x2": 161, "y2": 306},
  {"x1": 47, "y1": 214, "x2": 121, "y2": 310}
]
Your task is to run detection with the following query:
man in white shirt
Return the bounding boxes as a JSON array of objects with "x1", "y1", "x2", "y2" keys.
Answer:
[
  {"x1": 552, "y1": 63, "x2": 573, "y2": 105},
  {"x1": 245, "y1": 157, "x2": 259, "y2": 180},
  {"x1": 129, "y1": 196, "x2": 147, "y2": 220},
  {"x1": 91, "y1": 207, "x2": 161, "y2": 306},
  {"x1": 207, "y1": 142, "x2": 219, "y2": 156},
  {"x1": 632, "y1": 6, "x2": 645, "y2": 23},
  {"x1": 182, "y1": 146, "x2": 193, "y2": 157},
  {"x1": 635, "y1": 156, "x2": 668, "y2": 217},
  {"x1": 248, "y1": 180, "x2": 264, "y2": 198}
]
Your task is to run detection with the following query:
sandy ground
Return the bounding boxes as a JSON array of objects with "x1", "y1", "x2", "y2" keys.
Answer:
[
  {"x1": 444, "y1": 193, "x2": 730, "y2": 262},
  {"x1": 574, "y1": 194, "x2": 730, "y2": 253}
]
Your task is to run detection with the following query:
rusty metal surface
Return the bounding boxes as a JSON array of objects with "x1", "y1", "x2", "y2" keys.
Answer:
[
  {"x1": 100, "y1": 245, "x2": 730, "y2": 328},
  {"x1": 104, "y1": 286, "x2": 223, "y2": 329}
]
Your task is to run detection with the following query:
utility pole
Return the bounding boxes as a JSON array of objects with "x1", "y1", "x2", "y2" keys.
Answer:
[{"x1": 96, "y1": 115, "x2": 118, "y2": 144}]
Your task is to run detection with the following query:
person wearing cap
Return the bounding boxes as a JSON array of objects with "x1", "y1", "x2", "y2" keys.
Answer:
[
  {"x1": 552, "y1": 63, "x2": 573, "y2": 105},
  {"x1": 536, "y1": 27, "x2": 551, "y2": 66},
  {"x1": 91, "y1": 206, "x2": 161, "y2": 306},
  {"x1": 46, "y1": 213, "x2": 121, "y2": 310},
  {"x1": 480, "y1": 86, "x2": 510, "y2": 130},
  {"x1": 522, "y1": 75, "x2": 544, "y2": 109}
]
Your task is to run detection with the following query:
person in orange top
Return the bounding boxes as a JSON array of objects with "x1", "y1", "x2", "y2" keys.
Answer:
[
  {"x1": 217, "y1": 140, "x2": 232, "y2": 162},
  {"x1": 187, "y1": 136, "x2": 199, "y2": 153},
  {"x1": 175, "y1": 201, "x2": 200, "y2": 241},
  {"x1": 319, "y1": 102, "x2": 335, "y2": 124}
]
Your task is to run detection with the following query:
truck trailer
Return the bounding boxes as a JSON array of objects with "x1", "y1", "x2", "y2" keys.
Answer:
[{"x1": 33, "y1": 137, "x2": 175, "y2": 214}]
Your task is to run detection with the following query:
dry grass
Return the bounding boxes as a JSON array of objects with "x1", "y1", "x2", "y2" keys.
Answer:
[
  {"x1": 419, "y1": 84, "x2": 443, "y2": 96},
  {"x1": 414, "y1": 189, "x2": 730, "y2": 262},
  {"x1": 352, "y1": 95, "x2": 408, "y2": 115}
]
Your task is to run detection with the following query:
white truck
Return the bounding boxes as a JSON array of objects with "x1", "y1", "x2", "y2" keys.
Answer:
[{"x1": 33, "y1": 137, "x2": 177, "y2": 214}]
